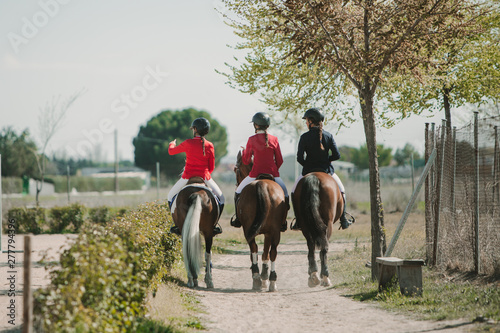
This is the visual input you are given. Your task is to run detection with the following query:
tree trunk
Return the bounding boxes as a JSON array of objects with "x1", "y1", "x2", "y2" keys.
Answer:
[
  {"x1": 443, "y1": 87, "x2": 452, "y2": 129},
  {"x1": 359, "y1": 88, "x2": 387, "y2": 281}
]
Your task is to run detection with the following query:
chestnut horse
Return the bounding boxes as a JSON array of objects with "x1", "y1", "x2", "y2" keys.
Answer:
[
  {"x1": 291, "y1": 172, "x2": 344, "y2": 287},
  {"x1": 234, "y1": 151, "x2": 287, "y2": 291},
  {"x1": 171, "y1": 177, "x2": 219, "y2": 288}
]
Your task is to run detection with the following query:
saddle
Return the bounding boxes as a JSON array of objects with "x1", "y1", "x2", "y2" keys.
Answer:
[
  {"x1": 174, "y1": 177, "x2": 221, "y2": 218},
  {"x1": 256, "y1": 173, "x2": 275, "y2": 181}
]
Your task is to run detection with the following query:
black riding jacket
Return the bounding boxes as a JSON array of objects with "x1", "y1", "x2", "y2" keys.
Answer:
[{"x1": 297, "y1": 127, "x2": 341, "y2": 176}]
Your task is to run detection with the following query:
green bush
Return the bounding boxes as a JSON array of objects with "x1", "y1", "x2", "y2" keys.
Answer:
[
  {"x1": 108, "y1": 202, "x2": 182, "y2": 291},
  {"x1": 88, "y1": 206, "x2": 111, "y2": 224},
  {"x1": 34, "y1": 202, "x2": 182, "y2": 332},
  {"x1": 1, "y1": 177, "x2": 22, "y2": 194},
  {"x1": 49, "y1": 203, "x2": 87, "y2": 233},
  {"x1": 34, "y1": 224, "x2": 148, "y2": 332},
  {"x1": 6, "y1": 207, "x2": 46, "y2": 234},
  {"x1": 48, "y1": 176, "x2": 144, "y2": 193}
]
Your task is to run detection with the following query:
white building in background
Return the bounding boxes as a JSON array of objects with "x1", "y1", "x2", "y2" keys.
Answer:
[{"x1": 80, "y1": 167, "x2": 151, "y2": 190}]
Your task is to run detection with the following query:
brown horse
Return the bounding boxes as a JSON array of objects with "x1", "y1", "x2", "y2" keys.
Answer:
[
  {"x1": 291, "y1": 172, "x2": 344, "y2": 287},
  {"x1": 172, "y1": 177, "x2": 219, "y2": 288},
  {"x1": 234, "y1": 151, "x2": 288, "y2": 291}
]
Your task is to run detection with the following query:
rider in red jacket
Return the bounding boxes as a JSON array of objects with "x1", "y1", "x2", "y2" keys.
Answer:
[
  {"x1": 230, "y1": 112, "x2": 289, "y2": 230},
  {"x1": 167, "y1": 117, "x2": 225, "y2": 235}
]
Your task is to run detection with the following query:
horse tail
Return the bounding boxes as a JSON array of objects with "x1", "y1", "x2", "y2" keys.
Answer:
[
  {"x1": 182, "y1": 193, "x2": 203, "y2": 280},
  {"x1": 246, "y1": 181, "x2": 267, "y2": 241},
  {"x1": 301, "y1": 175, "x2": 328, "y2": 249}
]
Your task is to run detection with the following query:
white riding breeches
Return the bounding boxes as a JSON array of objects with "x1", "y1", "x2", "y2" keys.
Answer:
[
  {"x1": 235, "y1": 176, "x2": 289, "y2": 197},
  {"x1": 167, "y1": 177, "x2": 225, "y2": 204},
  {"x1": 291, "y1": 173, "x2": 345, "y2": 196}
]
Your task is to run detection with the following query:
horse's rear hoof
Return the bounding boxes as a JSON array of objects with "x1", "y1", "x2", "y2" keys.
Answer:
[
  {"x1": 308, "y1": 272, "x2": 320, "y2": 287},
  {"x1": 252, "y1": 276, "x2": 263, "y2": 290},
  {"x1": 262, "y1": 279, "x2": 270, "y2": 290},
  {"x1": 187, "y1": 278, "x2": 197, "y2": 288},
  {"x1": 205, "y1": 277, "x2": 214, "y2": 289},
  {"x1": 320, "y1": 276, "x2": 332, "y2": 287},
  {"x1": 269, "y1": 281, "x2": 278, "y2": 292}
]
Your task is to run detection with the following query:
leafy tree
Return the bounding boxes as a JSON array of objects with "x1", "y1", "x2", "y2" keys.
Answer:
[
  {"x1": 351, "y1": 144, "x2": 392, "y2": 170},
  {"x1": 0, "y1": 127, "x2": 39, "y2": 177},
  {"x1": 338, "y1": 146, "x2": 357, "y2": 163},
  {"x1": 379, "y1": 5, "x2": 500, "y2": 128},
  {"x1": 394, "y1": 144, "x2": 422, "y2": 167},
  {"x1": 219, "y1": 0, "x2": 488, "y2": 279},
  {"x1": 133, "y1": 108, "x2": 228, "y2": 180}
]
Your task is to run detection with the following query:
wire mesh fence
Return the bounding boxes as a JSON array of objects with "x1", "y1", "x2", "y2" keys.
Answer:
[{"x1": 426, "y1": 113, "x2": 500, "y2": 275}]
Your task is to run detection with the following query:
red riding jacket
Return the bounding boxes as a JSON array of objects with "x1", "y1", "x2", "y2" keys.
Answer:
[
  {"x1": 168, "y1": 136, "x2": 215, "y2": 180},
  {"x1": 242, "y1": 132, "x2": 283, "y2": 178}
]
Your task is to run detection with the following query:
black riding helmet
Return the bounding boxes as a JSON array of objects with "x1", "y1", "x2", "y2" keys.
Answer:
[
  {"x1": 191, "y1": 117, "x2": 210, "y2": 136},
  {"x1": 251, "y1": 112, "x2": 271, "y2": 126},
  {"x1": 302, "y1": 108, "x2": 325, "y2": 123}
]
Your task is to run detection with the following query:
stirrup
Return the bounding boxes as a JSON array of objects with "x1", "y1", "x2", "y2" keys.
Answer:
[
  {"x1": 170, "y1": 225, "x2": 181, "y2": 235},
  {"x1": 213, "y1": 223, "x2": 223, "y2": 235},
  {"x1": 230, "y1": 215, "x2": 241, "y2": 228},
  {"x1": 290, "y1": 218, "x2": 300, "y2": 231}
]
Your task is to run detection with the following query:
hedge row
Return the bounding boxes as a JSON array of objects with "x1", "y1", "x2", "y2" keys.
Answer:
[
  {"x1": 48, "y1": 176, "x2": 144, "y2": 193},
  {"x1": 1, "y1": 177, "x2": 22, "y2": 194},
  {"x1": 33, "y1": 202, "x2": 182, "y2": 332},
  {"x1": 6, "y1": 204, "x2": 129, "y2": 234}
]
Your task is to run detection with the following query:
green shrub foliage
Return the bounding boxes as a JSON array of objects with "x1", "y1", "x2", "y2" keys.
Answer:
[
  {"x1": 88, "y1": 205, "x2": 111, "y2": 224},
  {"x1": 108, "y1": 202, "x2": 182, "y2": 291},
  {"x1": 49, "y1": 203, "x2": 87, "y2": 233},
  {"x1": 6, "y1": 207, "x2": 46, "y2": 234},
  {"x1": 34, "y1": 201, "x2": 182, "y2": 332},
  {"x1": 34, "y1": 225, "x2": 148, "y2": 332}
]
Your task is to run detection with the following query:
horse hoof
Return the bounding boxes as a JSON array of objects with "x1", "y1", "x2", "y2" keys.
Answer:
[
  {"x1": 320, "y1": 276, "x2": 332, "y2": 287},
  {"x1": 308, "y1": 272, "x2": 320, "y2": 288},
  {"x1": 269, "y1": 281, "x2": 278, "y2": 292},
  {"x1": 187, "y1": 278, "x2": 195, "y2": 288},
  {"x1": 205, "y1": 277, "x2": 214, "y2": 289},
  {"x1": 262, "y1": 279, "x2": 270, "y2": 289},
  {"x1": 252, "y1": 277, "x2": 263, "y2": 290}
]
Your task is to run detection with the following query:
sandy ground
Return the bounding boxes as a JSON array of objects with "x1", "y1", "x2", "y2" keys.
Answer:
[
  {"x1": 192, "y1": 240, "x2": 474, "y2": 333},
  {"x1": 0, "y1": 234, "x2": 481, "y2": 333},
  {"x1": 0, "y1": 234, "x2": 76, "y2": 332}
]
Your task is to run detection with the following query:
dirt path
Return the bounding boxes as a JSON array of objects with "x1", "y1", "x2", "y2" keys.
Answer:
[{"x1": 192, "y1": 240, "x2": 471, "y2": 333}]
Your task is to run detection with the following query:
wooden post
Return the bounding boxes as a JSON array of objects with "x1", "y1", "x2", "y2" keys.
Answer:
[
  {"x1": 410, "y1": 153, "x2": 415, "y2": 194},
  {"x1": 114, "y1": 129, "x2": 119, "y2": 193},
  {"x1": 0, "y1": 154, "x2": 2, "y2": 252},
  {"x1": 66, "y1": 165, "x2": 70, "y2": 204},
  {"x1": 156, "y1": 162, "x2": 160, "y2": 200},
  {"x1": 474, "y1": 112, "x2": 480, "y2": 273},
  {"x1": 23, "y1": 235, "x2": 32, "y2": 333}
]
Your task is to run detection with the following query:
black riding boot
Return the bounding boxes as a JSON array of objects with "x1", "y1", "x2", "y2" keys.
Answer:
[
  {"x1": 230, "y1": 193, "x2": 242, "y2": 228},
  {"x1": 213, "y1": 203, "x2": 224, "y2": 235},
  {"x1": 339, "y1": 196, "x2": 355, "y2": 230},
  {"x1": 281, "y1": 196, "x2": 289, "y2": 232}
]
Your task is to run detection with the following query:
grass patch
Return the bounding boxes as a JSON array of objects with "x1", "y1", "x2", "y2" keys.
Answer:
[{"x1": 329, "y1": 234, "x2": 500, "y2": 326}]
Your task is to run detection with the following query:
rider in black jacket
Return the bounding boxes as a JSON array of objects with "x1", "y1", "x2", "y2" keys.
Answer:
[{"x1": 291, "y1": 107, "x2": 354, "y2": 230}]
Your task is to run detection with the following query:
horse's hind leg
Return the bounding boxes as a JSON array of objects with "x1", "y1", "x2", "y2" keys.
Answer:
[
  {"x1": 260, "y1": 236, "x2": 271, "y2": 290},
  {"x1": 204, "y1": 236, "x2": 214, "y2": 289},
  {"x1": 249, "y1": 239, "x2": 262, "y2": 290},
  {"x1": 268, "y1": 237, "x2": 279, "y2": 292},
  {"x1": 319, "y1": 246, "x2": 331, "y2": 287},
  {"x1": 306, "y1": 238, "x2": 320, "y2": 287}
]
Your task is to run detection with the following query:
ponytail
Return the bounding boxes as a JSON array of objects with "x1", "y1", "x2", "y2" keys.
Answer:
[
  {"x1": 319, "y1": 122, "x2": 324, "y2": 150},
  {"x1": 256, "y1": 124, "x2": 270, "y2": 147},
  {"x1": 201, "y1": 136, "x2": 206, "y2": 156}
]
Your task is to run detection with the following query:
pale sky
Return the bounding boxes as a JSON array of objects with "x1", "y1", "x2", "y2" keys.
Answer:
[{"x1": 1, "y1": 0, "x2": 447, "y2": 163}]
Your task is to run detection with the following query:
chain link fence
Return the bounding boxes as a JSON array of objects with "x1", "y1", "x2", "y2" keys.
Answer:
[{"x1": 425, "y1": 113, "x2": 500, "y2": 275}]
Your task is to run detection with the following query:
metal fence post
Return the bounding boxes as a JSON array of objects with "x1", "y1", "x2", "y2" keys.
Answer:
[
  {"x1": 451, "y1": 127, "x2": 457, "y2": 224},
  {"x1": 433, "y1": 120, "x2": 447, "y2": 266},
  {"x1": 156, "y1": 162, "x2": 160, "y2": 201},
  {"x1": 474, "y1": 112, "x2": 480, "y2": 273}
]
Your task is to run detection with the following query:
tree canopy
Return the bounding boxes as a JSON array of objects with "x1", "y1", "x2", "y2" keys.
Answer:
[
  {"x1": 133, "y1": 108, "x2": 228, "y2": 180},
  {"x1": 0, "y1": 127, "x2": 39, "y2": 178},
  {"x1": 220, "y1": 0, "x2": 490, "y2": 279}
]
